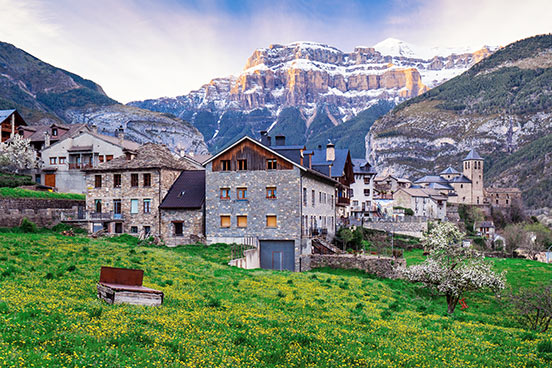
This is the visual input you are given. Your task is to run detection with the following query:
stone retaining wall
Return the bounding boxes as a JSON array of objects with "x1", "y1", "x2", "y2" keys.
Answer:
[
  {"x1": 0, "y1": 197, "x2": 84, "y2": 228},
  {"x1": 299, "y1": 254, "x2": 406, "y2": 279},
  {"x1": 362, "y1": 221, "x2": 427, "y2": 238}
]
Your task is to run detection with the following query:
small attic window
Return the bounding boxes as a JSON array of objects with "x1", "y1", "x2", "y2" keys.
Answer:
[
  {"x1": 178, "y1": 191, "x2": 186, "y2": 197},
  {"x1": 52, "y1": 128, "x2": 58, "y2": 136}
]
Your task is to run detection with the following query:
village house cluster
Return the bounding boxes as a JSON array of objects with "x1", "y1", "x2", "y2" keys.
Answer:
[{"x1": 1, "y1": 109, "x2": 523, "y2": 271}]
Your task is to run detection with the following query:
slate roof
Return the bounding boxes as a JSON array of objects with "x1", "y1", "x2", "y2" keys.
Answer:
[
  {"x1": 440, "y1": 166, "x2": 460, "y2": 175},
  {"x1": 352, "y1": 158, "x2": 377, "y2": 175},
  {"x1": 0, "y1": 109, "x2": 16, "y2": 123},
  {"x1": 427, "y1": 182, "x2": 454, "y2": 191},
  {"x1": 414, "y1": 175, "x2": 450, "y2": 184},
  {"x1": 449, "y1": 175, "x2": 472, "y2": 184},
  {"x1": 311, "y1": 148, "x2": 349, "y2": 178},
  {"x1": 476, "y1": 221, "x2": 495, "y2": 228},
  {"x1": 464, "y1": 148, "x2": 483, "y2": 160},
  {"x1": 398, "y1": 188, "x2": 447, "y2": 201},
  {"x1": 159, "y1": 170, "x2": 205, "y2": 209},
  {"x1": 86, "y1": 143, "x2": 195, "y2": 171}
]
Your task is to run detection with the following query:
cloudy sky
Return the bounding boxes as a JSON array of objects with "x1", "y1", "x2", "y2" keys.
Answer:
[{"x1": 0, "y1": 0, "x2": 550, "y2": 102}]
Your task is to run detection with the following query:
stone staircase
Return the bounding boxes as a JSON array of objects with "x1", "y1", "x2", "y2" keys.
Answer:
[{"x1": 312, "y1": 236, "x2": 344, "y2": 254}]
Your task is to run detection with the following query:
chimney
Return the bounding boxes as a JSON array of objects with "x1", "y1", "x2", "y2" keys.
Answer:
[
  {"x1": 117, "y1": 125, "x2": 124, "y2": 147},
  {"x1": 326, "y1": 141, "x2": 335, "y2": 162},
  {"x1": 275, "y1": 135, "x2": 285, "y2": 146},
  {"x1": 10, "y1": 113, "x2": 15, "y2": 138},
  {"x1": 91, "y1": 124, "x2": 98, "y2": 134},
  {"x1": 260, "y1": 130, "x2": 271, "y2": 146},
  {"x1": 44, "y1": 131, "x2": 50, "y2": 148}
]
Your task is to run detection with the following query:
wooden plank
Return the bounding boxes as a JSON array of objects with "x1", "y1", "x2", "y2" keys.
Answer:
[
  {"x1": 99, "y1": 266, "x2": 143, "y2": 286},
  {"x1": 97, "y1": 283, "x2": 163, "y2": 306},
  {"x1": 212, "y1": 140, "x2": 293, "y2": 171}
]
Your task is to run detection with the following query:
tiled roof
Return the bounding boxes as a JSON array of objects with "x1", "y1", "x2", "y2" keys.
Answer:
[
  {"x1": 0, "y1": 109, "x2": 16, "y2": 123},
  {"x1": 352, "y1": 158, "x2": 377, "y2": 174},
  {"x1": 311, "y1": 148, "x2": 349, "y2": 177},
  {"x1": 87, "y1": 143, "x2": 196, "y2": 171},
  {"x1": 440, "y1": 166, "x2": 460, "y2": 175},
  {"x1": 398, "y1": 187, "x2": 447, "y2": 201},
  {"x1": 464, "y1": 148, "x2": 483, "y2": 160},
  {"x1": 159, "y1": 170, "x2": 205, "y2": 209}
]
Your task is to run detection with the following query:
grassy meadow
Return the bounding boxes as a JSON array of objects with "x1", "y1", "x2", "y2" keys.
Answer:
[
  {"x1": 0, "y1": 187, "x2": 85, "y2": 200},
  {"x1": 0, "y1": 232, "x2": 551, "y2": 367}
]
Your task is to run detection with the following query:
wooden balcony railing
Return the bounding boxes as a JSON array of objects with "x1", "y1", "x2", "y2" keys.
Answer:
[{"x1": 68, "y1": 163, "x2": 94, "y2": 170}]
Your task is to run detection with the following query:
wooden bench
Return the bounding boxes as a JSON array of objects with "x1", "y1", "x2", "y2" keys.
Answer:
[{"x1": 97, "y1": 266, "x2": 164, "y2": 306}]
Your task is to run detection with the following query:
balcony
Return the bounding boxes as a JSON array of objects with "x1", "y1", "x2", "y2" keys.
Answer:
[
  {"x1": 337, "y1": 196, "x2": 350, "y2": 206},
  {"x1": 68, "y1": 163, "x2": 94, "y2": 170}
]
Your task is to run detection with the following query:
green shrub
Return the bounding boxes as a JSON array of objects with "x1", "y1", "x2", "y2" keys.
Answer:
[
  {"x1": 0, "y1": 173, "x2": 34, "y2": 188},
  {"x1": 19, "y1": 218, "x2": 37, "y2": 233},
  {"x1": 537, "y1": 340, "x2": 552, "y2": 353}
]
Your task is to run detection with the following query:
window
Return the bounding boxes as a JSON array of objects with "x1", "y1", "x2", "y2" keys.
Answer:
[
  {"x1": 238, "y1": 159, "x2": 247, "y2": 170},
  {"x1": 114, "y1": 223, "x2": 123, "y2": 234},
  {"x1": 319, "y1": 191, "x2": 322, "y2": 203},
  {"x1": 506, "y1": 199, "x2": 509, "y2": 205},
  {"x1": 174, "y1": 222, "x2": 183, "y2": 236},
  {"x1": 364, "y1": 189, "x2": 370, "y2": 196},
  {"x1": 331, "y1": 195, "x2": 334, "y2": 209},
  {"x1": 113, "y1": 174, "x2": 121, "y2": 188},
  {"x1": 237, "y1": 187, "x2": 247, "y2": 200},
  {"x1": 220, "y1": 188, "x2": 230, "y2": 200},
  {"x1": 130, "y1": 199, "x2": 138, "y2": 214},
  {"x1": 59, "y1": 157, "x2": 66, "y2": 164},
  {"x1": 353, "y1": 200, "x2": 359, "y2": 206},
  {"x1": 131, "y1": 173, "x2": 139, "y2": 187},
  {"x1": 143, "y1": 199, "x2": 151, "y2": 213},
  {"x1": 49, "y1": 157, "x2": 57, "y2": 165},
  {"x1": 303, "y1": 188, "x2": 307, "y2": 206},
  {"x1": 94, "y1": 199, "x2": 102, "y2": 213},
  {"x1": 266, "y1": 187, "x2": 277, "y2": 199},
  {"x1": 144, "y1": 226, "x2": 151, "y2": 235},
  {"x1": 364, "y1": 177, "x2": 370, "y2": 184},
  {"x1": 221, "y1": 160, "x2": 231, "y2": 171},
  {"x1": 130, "y1": 226, "x2": 138, "y2": 234},
  {"x1": 460, "y1": 184, "x2": 464, "y2": 189},
  {"x1": 99, "y1": 155, "x2": 104, "y2": 163},
  {"x1": 113, "y1": 199, "x2": 122, "y2": 219},
  {"x1": 267, "y1": 159, "x2": 277, "y2": 170},
  {"x1": 496, "y1": 200, "x2": 499, "y2": 205},
  {"x1": 52, "y1": 128, "x2": 58, "y2": 136},
  {"x1": 143, "y1": 173, "x2": 151, "y2": 187},
  {"x1": 237, "y1": 215, "x2": 247, "y2": 228},
  {"x1": 266, "y1": 215, "x2": 277, "y2": 228},
  {"x1": 94, "y1": 175, "x2": 102, "y2": 188},
  {"x1": 312, "y1": 190, "x2": 315, "y2": 207},
  {"x1": 105, "y1": 155, "x2": 113, "y2": 162},
  {"x1": 220, "y1": 215, "x2": 231, "y2": 228}
]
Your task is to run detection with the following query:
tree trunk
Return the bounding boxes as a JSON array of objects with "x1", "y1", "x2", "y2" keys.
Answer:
[{"x1": 446, "y1": 294, "x2": 458, "y2": 314}]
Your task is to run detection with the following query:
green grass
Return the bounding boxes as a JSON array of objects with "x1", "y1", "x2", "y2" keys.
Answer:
[
  {"x1": 0, "y1": 187, "x2": 85, "y2": 200},
  {"x1": 0, "y1": 233, "x2": 551, "y2": 367}
]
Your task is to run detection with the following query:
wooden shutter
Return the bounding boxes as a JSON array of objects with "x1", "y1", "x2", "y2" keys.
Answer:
[
  {"x1": 266, "y1": 215, "x2": 277, "y2": 228},
  {"x1": 237, "y1": 215, "x2": 247, "y2": 228},
  {"x1": 220, "y1": 215, "x2": 231, "y2": 228}
]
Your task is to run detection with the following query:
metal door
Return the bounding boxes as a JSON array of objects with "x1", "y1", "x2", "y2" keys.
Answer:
[{"x1": 260, "y1": 240, "x2": 295, "y2": 271}]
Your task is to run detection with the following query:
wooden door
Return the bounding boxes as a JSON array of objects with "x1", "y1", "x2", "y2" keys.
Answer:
[{"x1": 45, "y1": 174, "x2": 56, "y2": 188}]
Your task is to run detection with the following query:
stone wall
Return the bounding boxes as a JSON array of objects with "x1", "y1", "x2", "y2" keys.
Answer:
[
  {"x1": 160, "y1": 207, "x2": 205, "y2": 247},
  {"x1": 362, "y1": 220, "x2": 427, "y2": 238},
  {"x1": 300, "y1": 254, "x2": 406, "y2": 278},
  {"x1": 0, "y1": 197, "x2": 84, "y2": 227}
]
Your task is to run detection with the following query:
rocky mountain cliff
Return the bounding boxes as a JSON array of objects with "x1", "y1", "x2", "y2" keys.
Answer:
[
  {"x1": 367, "y1": 34, "x2": 552, "y2": 208},
  {"x1": 0, "y1": 41, "x2": 208, "y2": 155},
  {"x1": 130, "y1": 39, "x2": 492, "y2": 154}
]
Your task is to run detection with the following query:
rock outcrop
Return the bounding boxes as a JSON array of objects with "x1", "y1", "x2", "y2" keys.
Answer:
[{"x1": 130, "y1": 40, "x2": 492, "y2": 152}]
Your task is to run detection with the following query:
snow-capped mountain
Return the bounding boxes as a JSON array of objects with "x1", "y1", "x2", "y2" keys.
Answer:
[{"x1": 129, "y1": 39, "x2": 494, "y2": 153}]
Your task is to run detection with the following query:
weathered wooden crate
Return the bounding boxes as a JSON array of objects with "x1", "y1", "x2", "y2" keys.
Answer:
[{"x1": 96, "y1": 266, "x2": 164, "y2": 306}]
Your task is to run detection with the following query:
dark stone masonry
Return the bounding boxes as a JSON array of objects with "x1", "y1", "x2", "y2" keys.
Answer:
[
  {"x1": 300, "y1": 254, "x2": 406, "y2": 278},
  {"x1": 0, "y1": 197, "x2": 84, "y2": 227}
]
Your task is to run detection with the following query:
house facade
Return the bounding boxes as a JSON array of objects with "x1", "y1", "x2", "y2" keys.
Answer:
[
  {"x1": 349, "y1": 159, "x2": 377, "y2": 219},
  {"x1": 1, "y1": 109, "x2": 26, "y2": 142},
  {"x1": 204, "y1": 136, "x2": 337, "y2": 272},
  {"x1": 41, "y1": 127, "x2": 139, "y2": 192},
  {"x1": 485, "y1": 187, "x2": 522, "y2": 208},
  {"x1": 84, "y1": 144, "x2": 196, "y2": 236},
  {"x1": 394, "y1": 187, "x2": 448, "y2": 220}
]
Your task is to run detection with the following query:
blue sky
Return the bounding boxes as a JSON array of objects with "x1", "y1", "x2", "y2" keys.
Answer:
[{"x1": 0, "y1": 0, "x2": 550, "y2": 102}]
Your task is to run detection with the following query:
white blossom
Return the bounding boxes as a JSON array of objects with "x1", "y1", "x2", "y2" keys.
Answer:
[{"x1": 0, "y1": 134, "x2": 37, "y2": 173}]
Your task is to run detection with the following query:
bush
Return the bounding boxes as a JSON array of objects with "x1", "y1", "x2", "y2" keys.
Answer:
[
  {"x1": 19, "y1": 218, "x2": 37, "y2": 233},
  {"x1": 0, "y1": 172, "x2": 34, "y2": 188},
  {"x1": 537, "y1": 340, "x2": 552, "y2": 353}
]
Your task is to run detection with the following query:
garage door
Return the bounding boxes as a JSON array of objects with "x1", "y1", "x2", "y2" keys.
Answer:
[{"x1": 260, "y1": 240, "x2": 295, "y2": 271}]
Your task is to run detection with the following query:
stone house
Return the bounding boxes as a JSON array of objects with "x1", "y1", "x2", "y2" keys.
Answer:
[
  {"x1": 1, "y1": 109, "x2": 26, "y2": 142},
  {"x1": 84, "y1": 143, "x2": 197, "y2": 236},
  {"x1": 159, "y1": 170, "x2": 205, "y2": 246},
  {"x1": 485, "y1": 187, "x2": 522, "y2": 208},
  {"x1": 393, "y1": 187, "x2": 448, "y2": 220},
  {"x1": 349, "y1": 158, "x2": 377, "y2": 219},
  {"x1": 475, "y1": 220, "x2": 495, "y2": 239},
  {"x1": 203, "y1": 135, "x2": 338, "y2": 272},
  {"x1": 40, "y1": 126, "x2": 139, "y2": 192},
  {"x1": 374, "y1": 174, "x2": 411, "y2": 199}
]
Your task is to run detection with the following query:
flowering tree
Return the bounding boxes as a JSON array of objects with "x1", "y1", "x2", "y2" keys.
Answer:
[
  {"x1": 0, "y1": 134, "x2": 37, "y2": 173},
  {"x1": 404, "y1": 222, "x2": 506, "y2": 314}
]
